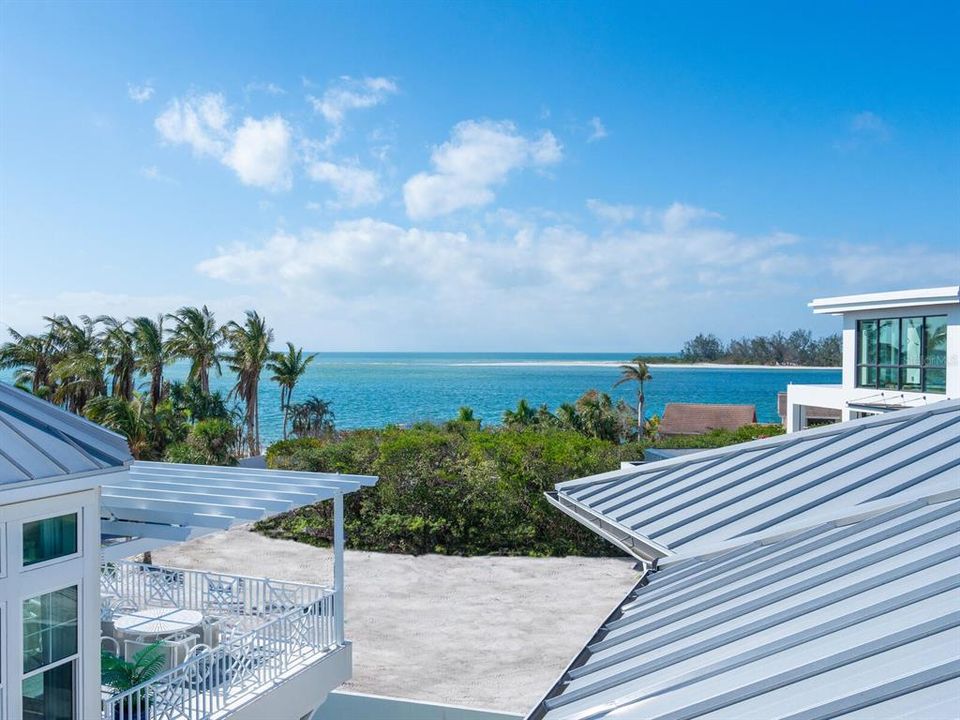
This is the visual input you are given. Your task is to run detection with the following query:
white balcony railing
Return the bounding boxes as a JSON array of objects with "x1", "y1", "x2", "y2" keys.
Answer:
[{"x1": 100, "y1": 561, "x2": 339, "y2": 720}]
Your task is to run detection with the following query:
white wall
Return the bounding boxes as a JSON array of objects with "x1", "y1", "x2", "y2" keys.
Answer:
[{"x1": 0, "y1": 482, "x2": 102, "y2": 720}]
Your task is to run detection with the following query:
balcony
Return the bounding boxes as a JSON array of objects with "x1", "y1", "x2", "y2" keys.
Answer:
[{"x1": 100, "y1": 561, "x2": 346, "y2": 720}]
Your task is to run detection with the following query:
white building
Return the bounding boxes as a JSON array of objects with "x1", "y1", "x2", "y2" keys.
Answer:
[
  {"x1": 785, "y1": 286, "x2": 959, "y2": 432},
  {"x1": 0, "y1": 382, "x2": 377, "y2": 720}
]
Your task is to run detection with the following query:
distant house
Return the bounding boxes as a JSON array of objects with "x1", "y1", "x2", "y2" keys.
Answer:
[
  {"x1": 785, "y1": 285, "x2": 959, "y2": 432},
  {"x1": 658, "y1": 402, "x2": 757, "y2": 437}
]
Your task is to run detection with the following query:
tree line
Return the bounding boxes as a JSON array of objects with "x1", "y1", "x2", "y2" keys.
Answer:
[
  {"x1": 679, "y1": 330, "x2": 841, "y2": 366},
  {"x1": 0, "y1": 307, "x2": 333, "y2": 460}
]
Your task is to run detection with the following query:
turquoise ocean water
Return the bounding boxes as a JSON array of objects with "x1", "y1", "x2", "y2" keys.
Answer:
[
  {"x1": 174, "y1": 353, "x2": 839, "y2": 444},
  {"x1": 3, "y1": 353, "x2": 841, "y2": 445}
]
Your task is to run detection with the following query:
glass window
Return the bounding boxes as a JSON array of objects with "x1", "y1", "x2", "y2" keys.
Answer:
[
  {"x1": 857, "y1": 315, "x2": 948, "y2": 393},
  {"x1": 924, "y1": 315, "x2": 948, "y2": 368},
  {"x1": 23, "y1": 587, "x2": 77, "y2": 674},
  {"x1": 858, "y1": 320, "x2": 877, "y2": 364},
  {"x1": 23, "y1": 661, "x2": 74, "y2": 720},
  {"x1": 900, "y1": 317, "x2": 923, "y2": 367},
  {"x1": 878, "y1": 319, "x2": 899, "y2": 365},
  {"x1": 878, "y1": 366, "x2": 899, "y2": 389},
  {"x1": 901, "y1": 367, "x2": 922, "y2": 391},
  {"x1": 925, "y1": 368, "x2": 946, "y2": 394},
  {"x1": 23, "y1": 513, "x2": 77, "y2": 566}
]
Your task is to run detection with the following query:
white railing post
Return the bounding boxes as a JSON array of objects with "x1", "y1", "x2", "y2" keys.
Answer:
[{"x1": 333, "y1": 491, "x2": 345, "y2": 644}]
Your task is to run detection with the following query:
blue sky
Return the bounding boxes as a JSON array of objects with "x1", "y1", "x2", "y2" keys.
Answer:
[{"x1": 1, "y1": 1, "x2": 957, "y2": 351}]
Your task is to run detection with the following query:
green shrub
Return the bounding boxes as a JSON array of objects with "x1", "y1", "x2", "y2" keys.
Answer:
[
  {"x1": 257, "y1": 424, "x2": 643, "y2": 557},
  {"x1": 164, "y1": 418, "x2": 238, "y2": 465},
  {"x1": 648, "y1": 423, "x2": 785, "y2": 450}
]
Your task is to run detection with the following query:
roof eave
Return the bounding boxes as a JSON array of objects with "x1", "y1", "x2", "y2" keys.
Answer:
[
  {"x1": 808, "y1": 285, "x2": 960, "y2": 315},
  {"x1": 545, "y1": 490, "x2": 673, "y2": 564}
]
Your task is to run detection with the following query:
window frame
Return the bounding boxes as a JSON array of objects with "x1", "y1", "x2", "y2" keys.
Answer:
[
  {"x1": 20, "y1": 584, "x2": 80, "y2": 720},
  {"x1": 20, "y1": 655, "x2": 77, "y2": 720},
  {"x1": 855, "y1": 315, "x2": 948, "y2": 394},
  {"x1": 19, "y1": 510, "x2": 82, "y2": 574}
]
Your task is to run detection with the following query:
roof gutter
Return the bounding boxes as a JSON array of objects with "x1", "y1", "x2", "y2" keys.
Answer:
[{"x1": 544, "y1": 490, "x2": 673, "y2": 564}]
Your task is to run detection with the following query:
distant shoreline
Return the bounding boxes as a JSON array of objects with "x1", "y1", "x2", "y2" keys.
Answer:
[{"x1": 453, "y1": 361, "x2": 841, "y2": 370}]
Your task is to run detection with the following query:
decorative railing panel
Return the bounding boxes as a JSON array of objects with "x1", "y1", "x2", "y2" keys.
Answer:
[{"x1": 100, "y1": 562, "x2": 338, "y2": 720}]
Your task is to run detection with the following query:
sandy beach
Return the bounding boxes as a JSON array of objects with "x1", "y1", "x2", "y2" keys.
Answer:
[
  {"x1": 155, "y1": 526, "x2": 640, "y2": 714},
  {"x1": 455, "y1": 360, "x2": 841, "y2": 370}
]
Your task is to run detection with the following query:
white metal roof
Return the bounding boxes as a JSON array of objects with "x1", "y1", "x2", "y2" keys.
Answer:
[
  {"x1": 551, "y1": 400, "x2": 960, "y2": 563},
  {"x1": 0, "y1": 382, "x2": 132, "y2": 487},
  {"x1": 531, "y1": 495, "x2": 960, "y2": 720},
  {"x1": 808, "y1": 285, "x2": 960, "y2": 315},
  {"x1": 100, "y1": 460, "x2": 378, "y2": 556}
]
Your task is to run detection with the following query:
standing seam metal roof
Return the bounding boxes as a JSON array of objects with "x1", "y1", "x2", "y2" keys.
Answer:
[
  {"x1": 554, "y1": 400, "x2": 960, "y2": 561},
  {"x1": 532, "y1": 496, "x2": 960, "y2": 720},
  {"x1": 0, "y1": 383, "x2": 132, "y2": 486}
]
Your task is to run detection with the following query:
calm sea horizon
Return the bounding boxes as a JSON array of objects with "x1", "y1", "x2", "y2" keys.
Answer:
[
  {"x1": 1, "y1": 352, "x2": 841, "y2": 445},
  {"x1": 1, "y1": 352, "x2": 841, "y2": 443}
]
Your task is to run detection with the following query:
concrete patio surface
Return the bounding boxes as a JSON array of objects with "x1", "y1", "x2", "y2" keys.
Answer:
[{"x1": 154, "y1": 526, "x2": 639, "y2": 714}]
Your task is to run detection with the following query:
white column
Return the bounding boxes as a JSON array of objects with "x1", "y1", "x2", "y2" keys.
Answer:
[{"x1": 333, "y1": 491, "x2": 345, "y2": 644}]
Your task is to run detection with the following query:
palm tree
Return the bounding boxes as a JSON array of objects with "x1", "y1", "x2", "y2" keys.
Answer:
[
  {"x1": 132, "y1": 315, "x2": 169, "y2": 409},
  {"x1": 614, "y1": 356, "x2": 653, "y2": 434},
  {"x1": 267, "y1": 342, "x2": 315, "y2": 439},
  {"x1": 98, "y1": 316, "x2": 137, "y2": 401},
  {"x1": 290, "y1": 396, "x2": 335, "y2": 438},
  {"x1": 84, "y1": 395, "x2": 156, "y2": 459},
  {"x1": 554, "y1": 402, "x2": 582, "y2": 433},
  {"x1": 225, "y1": 311, "x2": 274, "y2": 455},
  {"x1": 0, "y1": 328, "x2": 56, "y2": 395},
  {"x1": 46, "y1": 315, "x2": 106, "y2": 412},
  {"x1": 503, "y1": 398, "x2": 537, "y2": 428},
  {"x1": 166, "y1": 306, "x2": 223, "y2": 394}
]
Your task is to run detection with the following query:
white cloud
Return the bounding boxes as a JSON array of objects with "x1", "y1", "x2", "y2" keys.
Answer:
[
  {"x1": 140, "y1": 165, "x2": 176, "y2": 184},
  {"x1": 308, "y1": 76, "x2": 398, "y2": 149},
  {"x1": 586, "y1": 199, "x2": 636, "y2": 224},
  {"x1": 245, "y1": 81, "x2": 285, "y2": 96},
  {"x1": 850, "y1": 111, "x2": 891, "y2": 141},
  {"x1": 828, "y1": 243, "x2": 959, "y2": 285},
  {"x1": 195, "y1": 207, "x2": 801, "y2": 312},
  {"x1": 155, "y1": 93, "x2": 231, "y2": 157},
  {"x1": 305, "y1": 159, "x2": 383, "y2": 207},
  {"x1": 658, "y1": 202, "x2": 722, "y2": 233},
  {"x1": 128, "y1": 82, "x2": 155, "y2": 103},
  {"x1": 835, "y1": 110, "x2": 892, "y2": 151},
  {"x1": 156, "y1": 94, "x2": 293, "y2": 190},
  {"x1": 587, "y1": 116, "x2": 608, "y2": 142},
  {"x1": 191, "y1": 207, "x2": 829, "y2": 348},
  {"x1": 222, "y1": 115, "x2": 294, "y2": 190},
  {"x1": 403, "y1": 120, "x2": 563, "y2": 220}
]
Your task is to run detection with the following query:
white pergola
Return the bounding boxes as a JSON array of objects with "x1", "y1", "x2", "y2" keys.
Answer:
[{"x1": 99, "y1": 460, "x2": 378, "y2": 640}]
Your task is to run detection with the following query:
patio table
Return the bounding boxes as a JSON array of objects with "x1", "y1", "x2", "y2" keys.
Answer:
[{"x1": 114, "y1": 607, "x2": 204, "y2": 637}]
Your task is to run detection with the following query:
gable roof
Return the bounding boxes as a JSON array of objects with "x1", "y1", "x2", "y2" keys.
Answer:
[
  {"x1": 550, "y1": 400, "x2": 960, "y2": 562},
  {"x1": 530, "y1": 495, "x2": 960, "y2": 720},
  {"x1": 658, "y1": 403, "x2": 757, "y2": 436},
  {"x1": 0, "y1": 383, "x2": 132, "y2": 487}
]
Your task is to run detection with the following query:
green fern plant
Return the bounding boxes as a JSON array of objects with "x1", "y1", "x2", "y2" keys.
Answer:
[{"x1": 102, "y1": 642, "x2": 166, "y2": 698}]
